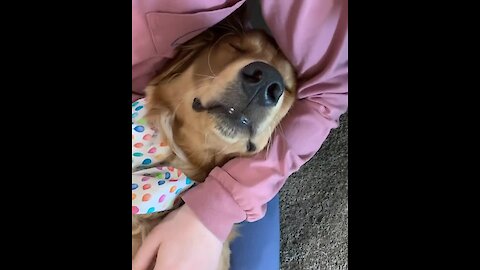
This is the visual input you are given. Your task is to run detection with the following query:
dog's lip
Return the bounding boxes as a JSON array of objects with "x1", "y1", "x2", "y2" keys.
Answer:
[
  {"x1": 192, "y1": 98, "x2": 251, "y2": 126},
  {"x1": 192, "y1": 97, "x2": 208, "y2": 112},
  {"x1": 192, "y1": 98, "x2": 227, "y2": 115}
]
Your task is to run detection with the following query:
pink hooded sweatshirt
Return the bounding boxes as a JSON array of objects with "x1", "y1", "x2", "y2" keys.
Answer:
[{"x1": 132, "y1": 0, "x2": 348, "y2": 241}]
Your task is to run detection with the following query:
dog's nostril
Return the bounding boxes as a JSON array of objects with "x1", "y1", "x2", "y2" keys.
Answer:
[
  {"x1": 266, "y1": 83, "x2": 283, "y2": 103},
  {"x1": 240, "y1": 61, "x2": 285, "y2": 106},
  {"x1": 242, "y1": 69, "x2": 263, "y2": 84},
  {"x1": 252, "y1": 70, "x2": 262, "y2": 81}
]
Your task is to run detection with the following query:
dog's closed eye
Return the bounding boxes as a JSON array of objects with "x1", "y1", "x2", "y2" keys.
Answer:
[{"x1": 229, "y1": 43, "x2": 247, "y2": 53}]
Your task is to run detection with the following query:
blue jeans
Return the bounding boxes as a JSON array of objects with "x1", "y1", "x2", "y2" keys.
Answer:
[{"x1": 230, "y1": 195, "x2": 280, "y2": 270}]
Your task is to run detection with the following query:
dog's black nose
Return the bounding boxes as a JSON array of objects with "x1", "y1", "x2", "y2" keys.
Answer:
[{"x1": 240, "y1": 61, "x2": 284, "y2": 106}]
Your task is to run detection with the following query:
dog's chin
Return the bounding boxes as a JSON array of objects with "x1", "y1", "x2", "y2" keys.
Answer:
[
  {"x1": 192, "y1": 97, "x2": 254, "y2": 137},
  {"x1": 211, "y1": 121, "x2": 258, "y2": 153},
  {"x1": 213, "y1": 115, "x2": 251, "y2": 139},
  {"x1": 192, "y1": 97, "x2": 265, "y2": 154}
]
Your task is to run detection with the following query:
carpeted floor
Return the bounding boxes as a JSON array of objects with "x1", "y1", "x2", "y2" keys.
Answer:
[{"x1": 280, "y1": 113, "x2": 348, "y2": 270}]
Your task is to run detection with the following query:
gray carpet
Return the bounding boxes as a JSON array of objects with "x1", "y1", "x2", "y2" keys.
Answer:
[{"x1": 280, "y1": 113, "x2": 348, "y2": 270}]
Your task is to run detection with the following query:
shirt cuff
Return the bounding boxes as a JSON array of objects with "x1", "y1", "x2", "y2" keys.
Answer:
[{"x1": 181, "y1": 167, "x2": 246, "y2": 241}]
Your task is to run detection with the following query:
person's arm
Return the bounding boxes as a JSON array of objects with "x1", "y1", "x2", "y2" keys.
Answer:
[{"x1": 182, "y1": 0, "x2": 348, "y2": 240}]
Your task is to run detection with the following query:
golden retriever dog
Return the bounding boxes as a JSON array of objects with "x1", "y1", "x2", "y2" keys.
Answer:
[{"x1": 132, "y1": 11, "x2": 296, "y2": 270}]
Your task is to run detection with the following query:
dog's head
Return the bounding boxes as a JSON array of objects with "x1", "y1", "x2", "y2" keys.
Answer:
[{"x1": 146, "y1": 26, "x2": 296, "y2": 171}]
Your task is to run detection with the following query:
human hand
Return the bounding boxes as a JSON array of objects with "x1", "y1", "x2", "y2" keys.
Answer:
[{"x1": 132, "y1": 204, "x2": 223, "y2": 270}]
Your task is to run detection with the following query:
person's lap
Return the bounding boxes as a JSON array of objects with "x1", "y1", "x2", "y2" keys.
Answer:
[{"x1": 230, "y1": 194, "x2": 280, "y2": 270}]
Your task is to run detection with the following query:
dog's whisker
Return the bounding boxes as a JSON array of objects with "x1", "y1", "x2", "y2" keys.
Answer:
[
  {"x1": 166, "y1": 72, "x2": 183, "y2": 83},
  {"x1": 227, "y1": 16, "x2": 244, "y2": 35},
  {"x1": 207, "y1": 48, "x2": 216, "y2": 77},
  {"x1": 279, "y1": 122, "x2": 286, "y2": 137},
  {"x1": 172, "y1": 101, "x2": 182, "y2": 116},
  {"x1": 215, "y1": 144, "x2": 231, "y2": 157},
  {"x1": 232, "y1": 15, "x2": 245, "y2": 34},
  {"x1": 207, "y1": 33, "x2": 235, "y2": 77},
  {"x1": 190, "y1": 83, "x2": 210, "y2": 94},
  {"x1": 217, "y1": 24, "x2": 238, "y2": 34},
  {"x1": 193, "y1": 73, "x2": 216, "y2": 79},
  {"x1": 192, "y1": 77, "x2": 216, "y2": 86},
  {"x1": 221, "y1": 22, "x2": 242, "y2": 36},
  {"x1": 266, "y1": 125, "x2": 274, "y2": 156}
]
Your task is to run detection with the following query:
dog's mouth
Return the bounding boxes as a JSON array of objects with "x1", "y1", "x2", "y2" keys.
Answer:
[{"x1": 192, "y1": 97, "x2": 253, "y2": 138}]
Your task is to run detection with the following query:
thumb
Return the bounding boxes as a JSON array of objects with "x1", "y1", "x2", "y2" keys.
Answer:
[{"x1": 132, "y1": 226, "x2": 164, "y2": 270}]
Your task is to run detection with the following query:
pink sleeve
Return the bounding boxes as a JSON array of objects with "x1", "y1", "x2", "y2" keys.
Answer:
[{"x1": 182, "y1": 0, "x2": 348, "y2": 240}]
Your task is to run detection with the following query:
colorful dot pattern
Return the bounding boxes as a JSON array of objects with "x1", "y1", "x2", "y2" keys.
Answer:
[{"x1": 132, "y1": 99, "x2": 195, "y2": 215}]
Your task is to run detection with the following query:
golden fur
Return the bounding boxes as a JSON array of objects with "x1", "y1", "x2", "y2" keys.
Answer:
[{"x1": 132, "y1": 14, "x2": 296, "y2": 270}]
